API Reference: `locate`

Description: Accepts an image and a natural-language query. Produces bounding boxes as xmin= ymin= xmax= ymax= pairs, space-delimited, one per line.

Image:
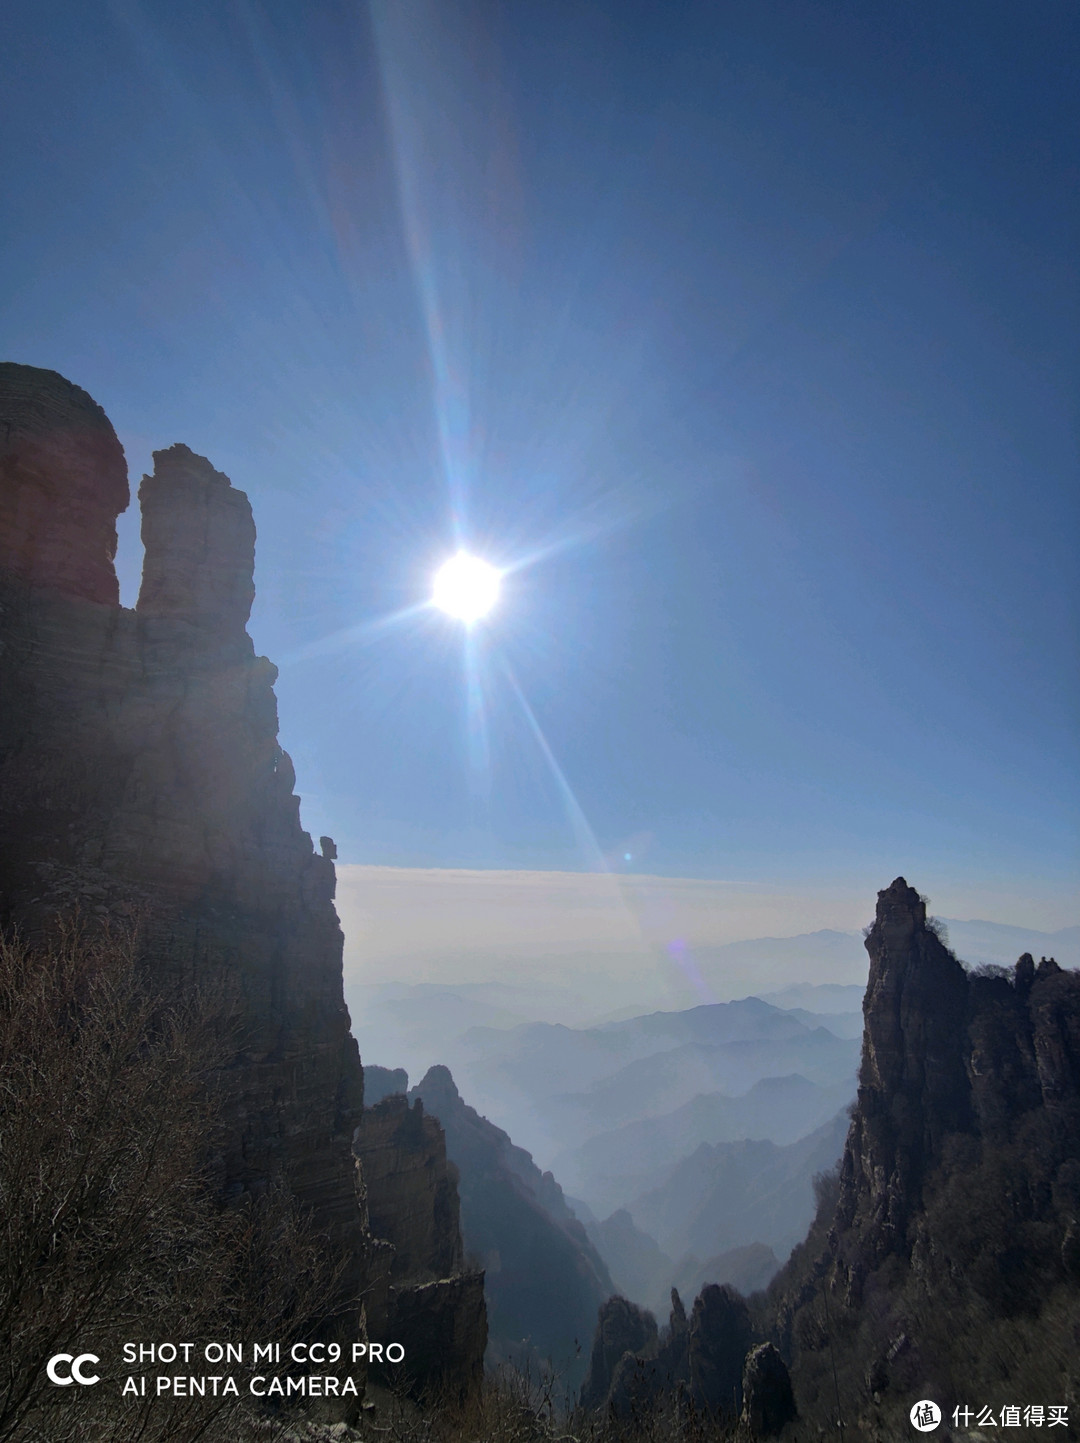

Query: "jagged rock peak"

xmin=151 ymin=442 xmax=232 ymax=488
xmin=417 ymin=1064 xmax=461 ymax=1104
xmin=137 ymin=442 xmax=256 ymax=628
xmin=579 ymin=1295 xmax=658 ymax=1411
xmin=874 ymin=875 xmax=925 ymax=929
xmin=740 ymin=1342 xmax=797 ymax=1437
xmin=768 ymin=880 xmax=1080 ymax=1422
xmin=0 ymin=362 xmax=128 ymax=604
xmin=838 ymin=878 xmax=971 ymax=1255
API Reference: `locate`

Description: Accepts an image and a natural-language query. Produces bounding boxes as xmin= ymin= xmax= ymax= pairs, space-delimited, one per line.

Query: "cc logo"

xmin=46 ymin=1353 xmax=100 ymax=1386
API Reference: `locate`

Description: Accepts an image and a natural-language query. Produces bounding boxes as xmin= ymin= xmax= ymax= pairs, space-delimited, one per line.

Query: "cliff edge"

xmin=771 ymin=877 xmax=1080 ymax=1434
xmin=0 ymin=364 xmax=486 ymax=1398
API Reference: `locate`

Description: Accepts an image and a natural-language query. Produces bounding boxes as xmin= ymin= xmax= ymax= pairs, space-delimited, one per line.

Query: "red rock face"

xmin=0 ymin=363 xmax=128 ymax=604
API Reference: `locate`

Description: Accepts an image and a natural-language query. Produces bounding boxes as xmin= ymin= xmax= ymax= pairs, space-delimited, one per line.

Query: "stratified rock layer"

xmin=355 ymin=1095 xmax=464 ymax=1285
xmin=354 ymin=1095 xmax=486 ymax=1400
xmin=0 ymin=367 xmax=482 ymax=1399
xmin=0 ymin=370 xmax=367 ymax=1301
xmin=138 ymin=443 xmax=257 ymax=628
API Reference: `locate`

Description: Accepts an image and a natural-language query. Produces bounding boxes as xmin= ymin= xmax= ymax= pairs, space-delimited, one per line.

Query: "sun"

xmin=432 ymin=552 xmax=501 ymax=623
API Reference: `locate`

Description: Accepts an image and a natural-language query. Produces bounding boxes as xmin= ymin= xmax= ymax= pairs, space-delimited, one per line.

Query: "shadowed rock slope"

xmin=0 ymin=364 xmax=485 ymax=1395
xmin=409 ymin=1065 xmax=614 ymax=1391
xmin=353 ymin=1094 xmax=486 ymax=1399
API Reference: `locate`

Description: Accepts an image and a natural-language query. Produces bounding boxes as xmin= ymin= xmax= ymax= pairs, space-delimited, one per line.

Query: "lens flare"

xmin=432 ymin=553 xmax=501 ymax=622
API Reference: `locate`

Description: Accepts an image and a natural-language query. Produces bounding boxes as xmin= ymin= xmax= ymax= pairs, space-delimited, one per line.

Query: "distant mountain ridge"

xmin=628 ymin=1110 xmax=851 ymax=1261
xmin=936 ymin=917 xmax=1080 ymax=966
xmin=553 ymin=1072 xmax=856 ymax=1214
xmin=456 ymin=997 xmax=859 ymax=1162
xmin=583 ymin=1205 xmax=779 ymax=1317
xmin=347 ymin=922 xmax=1076 ymax=1116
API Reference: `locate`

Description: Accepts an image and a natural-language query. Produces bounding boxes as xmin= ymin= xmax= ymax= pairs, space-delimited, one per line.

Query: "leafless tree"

xmin=0 ymin=923 xmax=344 ymax=1443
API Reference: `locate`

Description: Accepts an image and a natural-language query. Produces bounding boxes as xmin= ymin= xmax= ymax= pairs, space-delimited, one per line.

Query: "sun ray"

xmin=368 ymin=3 xmax=473 ymax=542
xmin=498 ymin=657 xmax=609 ymax=874
xmin=463 ymin=629 xmax=493 ymax=803
xmin=279 ymin=600 xmax=432 ymax=667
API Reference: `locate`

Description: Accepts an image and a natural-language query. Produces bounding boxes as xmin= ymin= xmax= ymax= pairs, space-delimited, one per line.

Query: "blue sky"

xmin=3 ymin=0 xmax=1077 ymax=923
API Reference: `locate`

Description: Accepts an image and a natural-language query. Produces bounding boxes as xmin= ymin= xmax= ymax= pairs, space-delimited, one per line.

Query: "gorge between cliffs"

xmin=1 ymin=363 xmax=1077 ymax=1443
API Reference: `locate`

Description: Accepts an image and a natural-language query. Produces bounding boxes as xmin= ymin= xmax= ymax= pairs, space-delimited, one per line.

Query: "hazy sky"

xmin=2 ymin=1 xmax=1077 ymax=924
xmin=335 ymin=865 xmax=1079 ymax=1019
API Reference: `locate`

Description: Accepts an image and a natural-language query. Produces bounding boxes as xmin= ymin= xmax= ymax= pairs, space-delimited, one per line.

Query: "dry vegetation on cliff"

xmin=348 ymin=1372 xmax=750 ymax=1443
xmin=0 ymin=925 xmax=345 ymax=1443
xmin=760 ymin=884 xmax=1080 ymax=1438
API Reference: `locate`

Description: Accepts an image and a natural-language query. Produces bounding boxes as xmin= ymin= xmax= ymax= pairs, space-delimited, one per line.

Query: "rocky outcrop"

xmin=0 ymin=375 xmax=364 ymax=1287
xmin=353 ymin=1093 xmax=487 ymax=1397
xmin=686 ymin=1284 xmax=753 ymax=1416
xmin=364 ymin=1065 xmax=410 ymax=1105
xmin=137 ymin=443 xmax=256 ymax=629
xmin=382 ymin=1275 xmax=487 ymax=1403
xmin=830 ymin=878 xmax=1079 ymax=1285
xmin=581 ymin=878 xmax=1079 ymax=1433
xmin=0 ymin=363 xmax=127 ymax=604
xmin=579 ymin=1296 xmax=657 ymax=1411
xmin=740 ymin=1342 xmax=796 ymax=1437
xmin=768 ymin=878 xmax=1080 ymax=1435
xmin=410 ymin=1065 xmax=614 ymax=1388
xmin=355 ymin=1096 xmax=465 ymax=1285
xmin=832 ymin=878 xmax=973 ymax=1261
xmin=0 ymin=365 xmax=487 ymax=1398
xmin=582 ymin=1282 xmax=758 ymax=1420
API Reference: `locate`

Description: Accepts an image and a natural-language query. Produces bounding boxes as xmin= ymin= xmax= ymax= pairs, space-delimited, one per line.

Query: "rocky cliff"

xmin=0 ymin=363 xmax=485 ymax=1398
xmin=579 ymin=877 xmax=1079 ymax=1435
xmin=771 ymin=877 xmax=1080 ymax=1434
xmin=353 ymin=1094 xmax=486 ymax=1399
xmin=580 ymin=1283 xmax=769 ymax=1427
xmin=409 ymin=1065 xmax=614 ymax=1392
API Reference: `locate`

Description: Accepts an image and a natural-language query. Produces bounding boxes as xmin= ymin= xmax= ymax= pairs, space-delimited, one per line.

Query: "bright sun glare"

xmin=432 ymin=552 xmax=501 ymax=623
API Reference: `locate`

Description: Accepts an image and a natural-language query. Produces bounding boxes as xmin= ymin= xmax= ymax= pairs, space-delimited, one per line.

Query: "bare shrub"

xmin=0 ymin=924 xmax=344 ymax=1443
